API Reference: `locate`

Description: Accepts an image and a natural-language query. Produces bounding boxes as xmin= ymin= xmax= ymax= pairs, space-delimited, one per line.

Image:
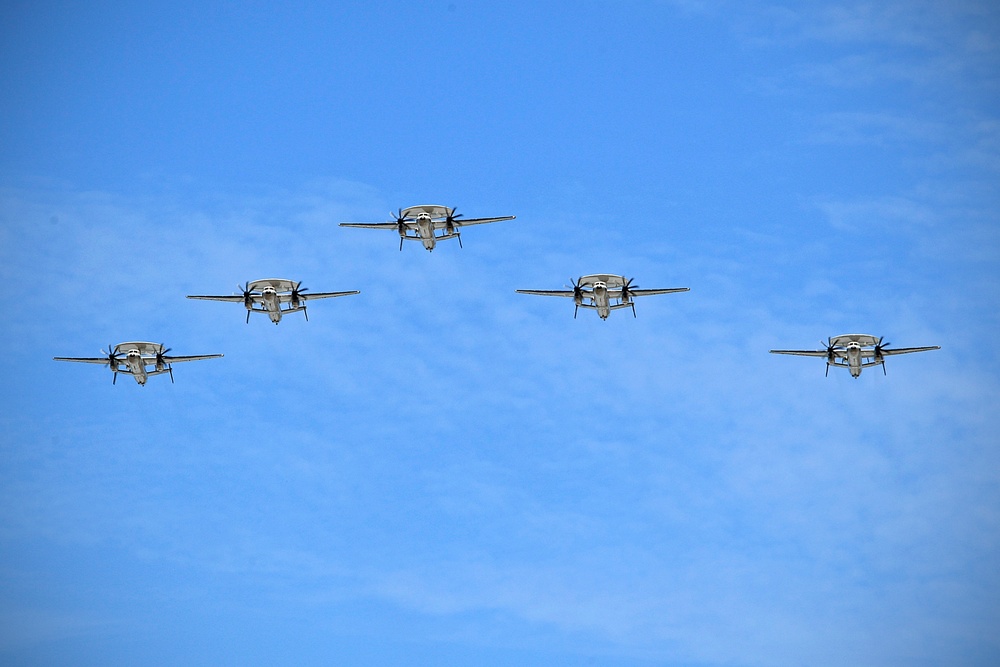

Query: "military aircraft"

xmin=339 ymin=205 xmax=515 ymax=251
xmin=516 ymin=274 xmax=689 ymax=319
xmin=54 ymin=342 xmax=222 ymax=385
xmin=770 ymin=334 xmax=940 ymax=377
xmin=187 ymin=279 xmax=359 ymax=324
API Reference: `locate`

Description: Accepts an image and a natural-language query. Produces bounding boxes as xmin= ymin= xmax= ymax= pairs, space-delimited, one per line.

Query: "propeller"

xmin=238 ymin=281 xmax=255 ymax=322
xmin=393 ymin=208 xmax=411 ymax=250
xmin=290 ymin=281 xmax=309 ymax=305
xmin=291 ymin=281 xmax=310 ymax=320
xmin=621 ymin=276 xmax=638 ymax=317
xmin=821 ymin=338 xmax=842 ymax=377
xmin=445 ymin=206 xmax=463 ymax=230
xmin=874 ymin=336 xmax=890 ymax=375
xmin=566 ymin=277 xmax=585 ymax=319
xmin=445 ymin=207 xmax=464 ymax=248
xmin=102 ymin=344 xmax=121 ymax=384
xmin=154 ymin=344 xmax=175 ymax=383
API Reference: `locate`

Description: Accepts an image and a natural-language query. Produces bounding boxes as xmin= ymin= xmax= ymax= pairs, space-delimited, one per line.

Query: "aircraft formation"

xmin=54 ymin=203 xmax=939 ymax=383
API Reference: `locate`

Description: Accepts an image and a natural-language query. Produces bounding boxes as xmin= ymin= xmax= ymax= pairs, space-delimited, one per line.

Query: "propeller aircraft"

xmin=770 ymin=334 xmax=940 ymax=377
xmin=54 ymin=342 xmax=222 ymax=385
xmin=517 ymin=274 xmax=689 ymax=319
xmin=187 ymin=279 xmax=359 ymax=324
xmin=340 ymin=205 xmax=515 ymax=251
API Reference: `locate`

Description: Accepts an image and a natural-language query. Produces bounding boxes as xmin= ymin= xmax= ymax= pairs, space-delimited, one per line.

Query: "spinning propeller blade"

xmin=568 ymin=277 xmax=585 ymax=318
xmin=394 ymin=209 xmax=411 ymax=251
xmin=102 ymin=345 xmax=121 ymax=378
xmin=822 ymin=338 xmax=838 ymax=377
xmin=446 ymin=206 xmax=463 ymax=221
xmin=875 ymin=336 xmax=890 ymax=375
xmin=239 ymin=280 xmax=255 ymax=319
xmin=107 ymin=344 xmax=119 ymax=384
xmin=621 ymin=276 xmax=638 ymax=317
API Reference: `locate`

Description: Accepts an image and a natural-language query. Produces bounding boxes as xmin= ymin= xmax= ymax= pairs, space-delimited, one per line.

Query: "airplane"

xmin=339 ymin=205 xmax=515 ymax=251
xmin=516 ymin=274 xmax=689 ymax=319
xmin=187 ymin=279 xmax=359 ymax=324
xmin=770 ymin=334 xmax=940 ymax=377
xmin=54 ymin=342 xmax=222 ymax=385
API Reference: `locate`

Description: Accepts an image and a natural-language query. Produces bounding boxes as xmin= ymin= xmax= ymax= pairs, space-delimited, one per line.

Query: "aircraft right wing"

xmin=626 ymin=287 xmax=690 ymax=297
xmin=297 ymin=290 xmax=360 ymax=301
xmin=338 ymin=222 xmax=400 ymax=229
xmin=161 ymin=353 xmax=224 ymax=363
xmin=515 ymin=289 xmax=577 ymax=297
xmin=454 ymin=216 xmax=516 ymax=227
xmin=186 ymin=295 xmax=246 ymax=302
xmin=769 ymin=349 xmax=830 ymax=357
xmin=53 ymin=356 xmax=112 ymax=364
xmin=878 ymin=346 xmax=941 ymax=356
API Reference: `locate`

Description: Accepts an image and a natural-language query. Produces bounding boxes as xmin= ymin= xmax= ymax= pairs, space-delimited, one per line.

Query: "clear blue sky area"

xmin=1 ymin=2 xmax=998 ymax=665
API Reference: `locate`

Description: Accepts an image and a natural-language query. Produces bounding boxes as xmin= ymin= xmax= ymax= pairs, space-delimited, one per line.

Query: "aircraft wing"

xmin=338 ymin=222 xmax=399 ymax=229
xmin=515 ymin=289 xmax=576 ymax=297
xmin=296 ymin=290 xmax=360 ymax=301
xmin=625 ymin=287 xmax=690 ymax=297
xmin=161 ymin=353 xmax=224 ymax=363
xmin=53 ymin=356 xmax=111 ymax=364
xmin=455 ymin=216 xmax=515 ymax=227
xmin=769 ymin=349 xmax=830 ymax=357
xmin=186 ymin=295 xmax=245 ymax=302
xmin=879 ymin=346 xmax=940 ymax=356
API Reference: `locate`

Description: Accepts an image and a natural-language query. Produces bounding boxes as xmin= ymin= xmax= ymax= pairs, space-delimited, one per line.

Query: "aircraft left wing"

xmin=878 ymin=345 xmax=940 ymax=356
xmin=623 ymin=287 xmax=690 ymax=297
xmin=161 ymin=353 xmax=224 ymax=363
xmin=515 ymin=289 xmax=576 ymax=297
xmin=769 ymin=349 xmax=830 ymax=357
xmin=186 ymin=295 xmax=245 ymax=302
xmin=53 ymin=356 xmax=112 ymax=364
xmin=454 ymin=216 xmax=515 ymax=227
xmin=338 ymin=222 xmax=399 ymax=229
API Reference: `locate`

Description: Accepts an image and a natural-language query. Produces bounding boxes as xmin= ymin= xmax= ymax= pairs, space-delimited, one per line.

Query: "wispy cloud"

xmin=3 ymin=178 xmax=999 ymax=665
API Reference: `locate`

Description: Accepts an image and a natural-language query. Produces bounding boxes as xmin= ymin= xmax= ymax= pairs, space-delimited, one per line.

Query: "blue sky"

xmin=1 ymin=1 xmax=998 ymax=665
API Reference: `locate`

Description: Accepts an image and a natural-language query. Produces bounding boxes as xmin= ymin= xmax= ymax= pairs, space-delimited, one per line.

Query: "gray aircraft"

xmin=517 ymin=274 xmax=689 ymax=319
xmin=54 ymin=342 xmax=222 ymax=385
xmin=187 ymin=279 xmax=359 ymax=324
xmin=340 ymin=205 xmax=515 ymax=251
xmin=770 ymin=334 xmax=940 ymax=377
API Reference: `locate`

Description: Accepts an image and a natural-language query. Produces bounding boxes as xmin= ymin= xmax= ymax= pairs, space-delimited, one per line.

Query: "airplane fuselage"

xmin=260 ymin=287 xmax=283 ymax=323
xmin=415 ymin=214 xmax=437 ymax=251
xmin=832 ymin=342 xmax=884 ymax=378
xmin=845 ymin=343 xmax=863 ymax=377
xmin=592 ymin=282 xmax=611 ymax=319
xmin=125 ymin=349 xmax=149 ymax=385
xmin=404 ymin=212 xmax=461 ymax=251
